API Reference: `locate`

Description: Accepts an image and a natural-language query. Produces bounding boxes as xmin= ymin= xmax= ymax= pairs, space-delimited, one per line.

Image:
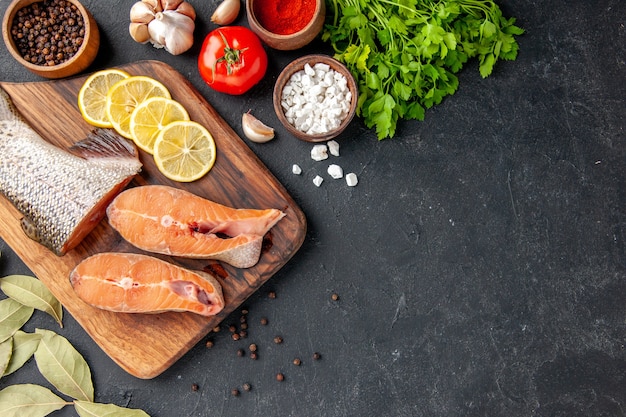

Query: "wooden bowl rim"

xmin=246 ymin=0 xmax=324 ymax=39
xmin=2 ymin=0 xmax=99 ymax=78
xmin=273 ymin=54 xmax=358 ymax=143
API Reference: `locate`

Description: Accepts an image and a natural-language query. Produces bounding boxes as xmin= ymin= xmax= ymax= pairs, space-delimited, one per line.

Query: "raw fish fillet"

xmin=106 ymin=185 xmax=286 ymax=268
xmin=0 ymin=87 xmax=142 ymax=255
xmin=70 ymin=252 xmax=225 ymax=317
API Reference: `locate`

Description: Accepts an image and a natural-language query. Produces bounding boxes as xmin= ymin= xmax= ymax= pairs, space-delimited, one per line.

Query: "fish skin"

xmin=0 ymin=86 xmax=142 ymax=255
xmin=107 ymin=185 xmax=286 ymax=268
xmin=70 ymin=252 xmax=225 ymax=317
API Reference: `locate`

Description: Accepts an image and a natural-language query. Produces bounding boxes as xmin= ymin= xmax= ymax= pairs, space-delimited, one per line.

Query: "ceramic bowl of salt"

xmin=246 ymin=0 xmax=325 ymax=50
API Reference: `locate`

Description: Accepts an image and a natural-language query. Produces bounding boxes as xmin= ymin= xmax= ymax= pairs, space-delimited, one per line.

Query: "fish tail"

xmin=69 ymin=128 xmax=139 ymax=162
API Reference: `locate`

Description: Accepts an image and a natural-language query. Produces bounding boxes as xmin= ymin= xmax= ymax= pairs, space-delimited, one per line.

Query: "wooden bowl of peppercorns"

xmin=2 ymin=0 xmax=100 ymax=79
xmin=246 ymin=0 xmax=325 ymax=51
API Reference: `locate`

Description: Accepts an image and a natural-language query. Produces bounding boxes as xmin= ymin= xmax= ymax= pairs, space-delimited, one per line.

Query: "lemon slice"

xmin=129 ymin=97 xmax=190 ymax=154
xmin=105 ymin=76 xmax=171 ymax=139
xmin=77 ymin=69 xmax=131 ymax=127
xmin=153 ymin=120 xmax=217 ymax=182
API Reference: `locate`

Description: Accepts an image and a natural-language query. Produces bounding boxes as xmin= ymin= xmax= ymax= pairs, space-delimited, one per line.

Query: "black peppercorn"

xmin=313 ymin=352 xmax=321 ymax=360
xmin=243 ymin=383 xmax=252 ymax=392
xmin=293 ymin=358 xmax=301 ymax=366
xmin=231 ymin=388 xmax=240 ymax=396
xmin=191 ymin=383 xmax=199 ymax=392
xmin=260 ymin=317 xmax=268 ymax=325
xmin=10 ymin=0 xmax=86 ymax=66
xmin=276 ymin=373 xmax=284 ymax=381
xmin=273 ymin=336 xmax=283 ymax=344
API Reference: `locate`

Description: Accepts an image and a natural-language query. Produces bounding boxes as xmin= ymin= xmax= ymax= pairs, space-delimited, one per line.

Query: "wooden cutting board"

xmin=0 ymin=60 xmax=307 ymax=379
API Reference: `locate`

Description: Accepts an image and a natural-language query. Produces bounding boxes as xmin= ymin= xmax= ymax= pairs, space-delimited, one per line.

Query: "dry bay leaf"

xmin=0 ymin=383 xmax=67 ymax=417
xmin=0 ymin=275 xmax=63 ymax=327
xmin=3 ymin=330 xmax=42 ymax=376
xmin=75 ymin=400 xmax=152 ymax=417
xmin=34 ymin=329 xmax=94 ymax=402
xmin=0 ymin=298 xmax=34 ymax=343
xmin=0 ymin=337 xmax=12 ymax=375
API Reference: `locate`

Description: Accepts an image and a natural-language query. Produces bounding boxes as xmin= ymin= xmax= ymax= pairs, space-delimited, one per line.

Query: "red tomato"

xmin=198 ymin=26 xmax=268 ymax=95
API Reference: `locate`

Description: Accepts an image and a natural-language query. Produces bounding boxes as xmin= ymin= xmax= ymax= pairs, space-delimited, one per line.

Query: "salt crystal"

xmin=327 ymin=164 xmax=343 ymax=179
xmin=346 ymin=173 xmax=358 ymax=187
xmin=292 ymin=164 xmax=302 ymax=175
xmin=313 ymin=175 xmax=324 ymax=187
xmin=327 ymin=140 xmax=340 ymax=156
xmin=311 ymin=144 xmax=328 ymax=161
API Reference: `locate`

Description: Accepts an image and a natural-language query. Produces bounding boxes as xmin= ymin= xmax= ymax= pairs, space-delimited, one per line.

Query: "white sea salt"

xmin=345 ymin=173 xmax=358 ymax=187
xmin=313 ymin=175 xmax=324 ymax=187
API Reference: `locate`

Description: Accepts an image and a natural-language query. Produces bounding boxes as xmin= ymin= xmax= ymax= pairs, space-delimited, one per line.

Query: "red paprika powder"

xmin=253 ymin=0 xmax=316 ymax=35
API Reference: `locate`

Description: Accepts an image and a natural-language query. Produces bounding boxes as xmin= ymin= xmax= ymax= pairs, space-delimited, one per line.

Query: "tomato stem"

xmin=214 ymin=30 xmax=249 ymax=76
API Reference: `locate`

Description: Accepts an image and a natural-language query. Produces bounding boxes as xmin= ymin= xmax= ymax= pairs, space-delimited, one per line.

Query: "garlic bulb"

xmin=129 ymin=0 xmax=196 ymax=55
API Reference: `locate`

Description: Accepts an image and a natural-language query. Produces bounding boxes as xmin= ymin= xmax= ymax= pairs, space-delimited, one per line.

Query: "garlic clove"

xmin=130 ymin=1 xmax=156 ymax=23
xmin=162 ymin=0 xmax=184 ymax=10
xmin=175 ymin=1 xmax=196 ymax=20
xmin=211 ymin=0 xmax=240 ymax=25
xmin=143 ymin=0 xmax=162 ymax=12
xmin=129 ymin=22 xmax=151 ymax=43
xmin=242 ymin=112 xmax=275 ymax=143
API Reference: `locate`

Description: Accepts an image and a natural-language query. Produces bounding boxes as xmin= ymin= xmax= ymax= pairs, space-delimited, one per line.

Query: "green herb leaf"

xmin=3 ymin=331 xmax=42 ymax=376
xmin=0 ymin=275 xmax=63 ymax=327
xmin=323 ymin=0 xmax=523 ymax=139
xmin=0 ymin=299 xmax=34 ymax=343
xmin=34 ymin=329 xmax=94 ymax=402
xmin=0 ymin=337 xmax=12 ymax=376
xmin=74 ymin=400 xmax=152 ymax=417
xmin=0 ymin=384 xmax=67 ymax=417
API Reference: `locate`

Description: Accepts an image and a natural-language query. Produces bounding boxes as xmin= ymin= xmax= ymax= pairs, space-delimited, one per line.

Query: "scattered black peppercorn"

xmin=293 ymin=358 xmax=301 ymax=366
xmin=260 ymin=317 xmax=268 ymax=325
xmin=331 ymin=293 xmax=339 ymax=301
xmin=229 ymin=325 xmax=237 ymax=333
xmin=191 ymin=383 xmax=199 ymax=392
xmin=231 ymin=388 xmax=240 ymax=397
xmin=313 ymin=352 xmax=321 ymax=360
xmin=236 ymin=348 xmax=245 ymax=357
xmin=243 ymin=382 xmax=252 ymax=392
xmin=212 ymin=325 xmax=221 ymax=333
xmin=276 ymin=373 xmax=284 ymax=381
xmin=249 ymin=343 xmax=257 ymax=352
xmin=273 ymin=336 xmax=283 ymax=344
xmin=250 ymin=352 xmax=258 ymax=360
xmin=232 ymin=333 xmax=240 ymax=341
xmin=239 ymin=330 xmax=247 ymax=339
xmin=268 ymin=291 xmax=276 ymax=299
xmin=205 ymin=340 xmax=214 ymax=348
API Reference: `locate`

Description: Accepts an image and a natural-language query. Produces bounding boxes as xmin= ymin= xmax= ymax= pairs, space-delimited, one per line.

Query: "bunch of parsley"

xmin=322 ymin=0 xmax=524 ymax=139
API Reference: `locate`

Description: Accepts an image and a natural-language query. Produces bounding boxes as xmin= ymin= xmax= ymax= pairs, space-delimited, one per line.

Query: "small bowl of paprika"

xmin=2 ymin=0 xmax=100 ymax=79
xmin=245 ymin=0 xmax=325 ymax=51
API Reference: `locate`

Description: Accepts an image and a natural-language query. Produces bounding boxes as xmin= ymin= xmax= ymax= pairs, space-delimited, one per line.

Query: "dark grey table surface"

xmin=1 ymin=1 xmax=625 ymax=416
